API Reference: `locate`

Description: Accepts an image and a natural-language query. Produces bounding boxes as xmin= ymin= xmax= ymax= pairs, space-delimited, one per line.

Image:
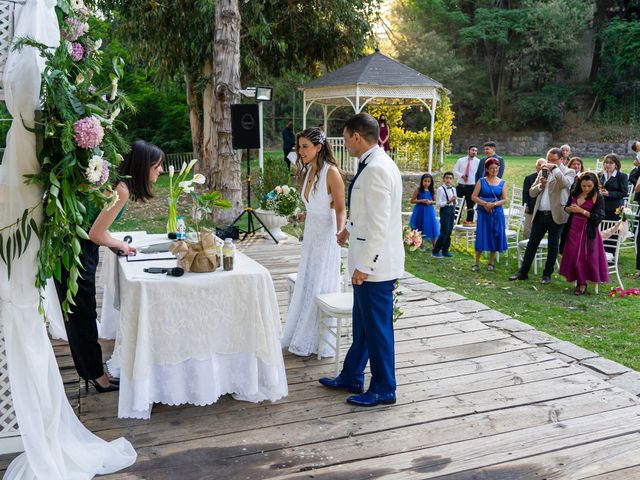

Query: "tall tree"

xmin=96 ymin=0 xmax=379 ymax=222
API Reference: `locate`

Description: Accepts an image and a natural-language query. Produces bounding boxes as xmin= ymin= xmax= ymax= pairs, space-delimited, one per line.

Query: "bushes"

xmin=512 ymin=86 xmax=575 ymax=131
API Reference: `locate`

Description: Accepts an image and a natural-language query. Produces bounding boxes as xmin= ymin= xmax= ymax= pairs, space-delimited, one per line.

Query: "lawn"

xmin=113 ymin=151 xmax=640 ymax=371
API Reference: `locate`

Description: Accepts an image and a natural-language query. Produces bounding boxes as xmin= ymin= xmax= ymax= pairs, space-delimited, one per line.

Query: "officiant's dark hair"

xmin=296 ymin=127 xmax=342 ymax=191
xmin=343 ymin=113 xmax=379 ymax=144
xmin=119 ymin=140 xmax=164 ymax=202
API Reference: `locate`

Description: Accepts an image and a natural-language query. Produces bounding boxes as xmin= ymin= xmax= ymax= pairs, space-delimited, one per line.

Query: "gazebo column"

xmin=428 ymin=92 xmax=438 ymax=173
xmin=302 ymin=91 xmax=307 ymax=129
xmin=322 ymin=104 xmax=327 ymax=131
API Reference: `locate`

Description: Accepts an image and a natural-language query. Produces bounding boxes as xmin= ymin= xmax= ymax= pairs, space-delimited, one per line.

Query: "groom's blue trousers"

xmin=340 ymin=279 xmax=396 ymax=395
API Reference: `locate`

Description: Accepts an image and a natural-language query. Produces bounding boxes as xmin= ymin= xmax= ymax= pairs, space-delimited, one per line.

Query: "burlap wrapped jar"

xmin=170 ymin=230 xmax=218 ymax=273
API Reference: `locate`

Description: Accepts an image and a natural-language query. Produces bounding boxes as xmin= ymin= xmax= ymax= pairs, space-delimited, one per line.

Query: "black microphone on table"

xmin=143 ymin=267 xmax=184 ymax=277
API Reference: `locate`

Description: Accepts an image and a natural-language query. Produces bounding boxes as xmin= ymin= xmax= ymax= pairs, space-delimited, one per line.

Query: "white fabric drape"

xmin=0 ymin=1 xmax=136 ymax=478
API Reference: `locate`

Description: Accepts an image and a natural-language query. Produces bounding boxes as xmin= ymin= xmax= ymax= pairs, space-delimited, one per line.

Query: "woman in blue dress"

xmin=409 ymin=173 xmax=439 ymax=247
xmin=471 ymin=157 xmax=507 ymax=271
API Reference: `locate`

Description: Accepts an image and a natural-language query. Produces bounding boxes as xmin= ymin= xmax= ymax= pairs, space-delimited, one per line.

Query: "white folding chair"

xmin=453 ymin=197 xmax=475 ymax=251
xmin=316 ymin=262 xmax=353 ymax=375
xmin=594 ymin=158 xmax=603 ymax=173
xmin=504 ymin=185 xmax=523 ymax=218
xmin=619 ymin=202 xmax=638 ymax=254
xmin=597 ymin=220 xmax=624 ymax=292
xmin=504 ymin=204 xmax=525 ymax=265
xmin=517 ymin=233 xmax=549 ymax=274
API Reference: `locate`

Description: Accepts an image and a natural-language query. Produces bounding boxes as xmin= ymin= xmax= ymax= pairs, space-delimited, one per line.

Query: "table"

xmin=102 ymin=233 xmax=288 ymax=419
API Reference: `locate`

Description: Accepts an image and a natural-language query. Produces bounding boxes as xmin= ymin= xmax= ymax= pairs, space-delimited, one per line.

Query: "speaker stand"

xmin=231 ymin=148 xmax=279 ymax=244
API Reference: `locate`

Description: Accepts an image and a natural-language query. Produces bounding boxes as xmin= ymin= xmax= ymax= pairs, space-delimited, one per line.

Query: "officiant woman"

xmin=54 ymin=140 xmax=164 ymax=393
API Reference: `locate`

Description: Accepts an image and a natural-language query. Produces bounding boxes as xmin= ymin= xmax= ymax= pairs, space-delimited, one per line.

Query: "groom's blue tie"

xmin=347 ymin=155 xmax=370 ymax=210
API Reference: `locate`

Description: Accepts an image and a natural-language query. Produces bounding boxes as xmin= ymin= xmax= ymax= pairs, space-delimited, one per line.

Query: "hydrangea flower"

xmin=63 ymin=17 xmax=86 ymax=41
xmin=73 ymin=116 xmax=104 ymax=149
xmin=70 ymin=42 xmax=84 ymax=62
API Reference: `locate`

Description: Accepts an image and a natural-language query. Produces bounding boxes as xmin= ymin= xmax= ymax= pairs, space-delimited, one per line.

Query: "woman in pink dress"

xmin=378 ymin=116 xmax=390 ymax=152
xmin=559 ymin=172 xmax=609 ymax=295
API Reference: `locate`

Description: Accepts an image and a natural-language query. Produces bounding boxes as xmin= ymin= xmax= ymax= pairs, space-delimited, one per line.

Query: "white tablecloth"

xmin=102 ymin=233 xmax=288 ymax=419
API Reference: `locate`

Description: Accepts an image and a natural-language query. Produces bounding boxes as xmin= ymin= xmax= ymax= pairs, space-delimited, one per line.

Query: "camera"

xmin=541 ymin=169 xmax=549 ymax=178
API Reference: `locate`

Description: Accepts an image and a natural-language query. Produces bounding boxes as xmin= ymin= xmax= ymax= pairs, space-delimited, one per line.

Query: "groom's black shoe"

xmin=318 ymin=376 xmax=364 ymax=394
xmin=346 ymin=390 xmax=396 ymax=407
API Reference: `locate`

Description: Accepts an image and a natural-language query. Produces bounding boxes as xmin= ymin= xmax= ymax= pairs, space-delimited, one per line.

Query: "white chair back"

xmin=599 ymin=219 xmax=624 ymax=289
xmin=453 ymin=196 xmax=465 ymax=224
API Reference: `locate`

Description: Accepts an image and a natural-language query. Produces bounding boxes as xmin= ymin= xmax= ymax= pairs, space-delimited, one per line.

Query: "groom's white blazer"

xmin=346 ymin=146 xmax=405 ymax=282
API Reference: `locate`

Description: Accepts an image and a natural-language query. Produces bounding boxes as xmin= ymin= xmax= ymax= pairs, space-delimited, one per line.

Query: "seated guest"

xmin=471 ymin=158 xmax=507 ymax=272
xmin=522 ymin=158 xmax=546 ymax=239
xmin=432 ymin=172 xmax=457 ymax=258
xmin=559 ymin=172 xmax=608 ymax=295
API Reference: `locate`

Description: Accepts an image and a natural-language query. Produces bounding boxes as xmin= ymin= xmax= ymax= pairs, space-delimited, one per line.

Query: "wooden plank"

xmin=116 ymin=389 xmax=635 ymax=480
xmin=270 ymin=406 xmax=640 ymax=480
xmin=85 ymin=370 xmax=599 ymax=452
xmin=581 ymin=464 xmax=640 ymax=480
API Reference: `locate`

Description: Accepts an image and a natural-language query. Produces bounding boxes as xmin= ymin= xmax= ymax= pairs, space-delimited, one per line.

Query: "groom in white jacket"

xmin=319 ymin=113 xmax=405 ymax=406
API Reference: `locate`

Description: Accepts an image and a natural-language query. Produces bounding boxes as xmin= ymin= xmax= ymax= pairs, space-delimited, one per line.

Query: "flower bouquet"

xmin=609 ymin=287 xmax=640 ymax=298
xmin=263 ymin=185 xmax=300 ymax=217
xmin=615 ymin=205 xmax=634 ymax=223
xmin=403 ymin=225 xmax=423 ymax=251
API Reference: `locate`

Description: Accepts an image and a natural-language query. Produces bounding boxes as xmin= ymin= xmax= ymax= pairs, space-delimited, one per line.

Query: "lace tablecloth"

xmin=102 ymin=233 xmax=288 ymax=419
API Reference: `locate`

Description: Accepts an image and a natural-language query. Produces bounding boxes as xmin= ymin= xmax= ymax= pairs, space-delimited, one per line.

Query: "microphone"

xmin=143 ymin=267 xmax=184 ymax=277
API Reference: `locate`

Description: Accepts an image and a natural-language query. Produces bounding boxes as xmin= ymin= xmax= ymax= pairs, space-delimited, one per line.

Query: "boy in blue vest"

xmin=432 ymin=172 xmax=457 ymax=258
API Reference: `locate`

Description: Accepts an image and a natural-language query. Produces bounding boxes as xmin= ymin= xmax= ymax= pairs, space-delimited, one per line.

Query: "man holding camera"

xmin=510 ymin=147 xmax=576 ymax=284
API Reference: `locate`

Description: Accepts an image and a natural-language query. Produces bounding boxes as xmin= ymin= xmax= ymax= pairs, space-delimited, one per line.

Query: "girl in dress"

xmin=409 ymin=174 xmax=439 ymax=248
xmin=559 ymin=172 xmax=608 ymax=295
xmin=471 ymin=157 xmax=507 ymax=272
xmin=378 ymin=116 xmax=390 ymax=152
xmin=282 ymin=127 xmax=345 ymax=357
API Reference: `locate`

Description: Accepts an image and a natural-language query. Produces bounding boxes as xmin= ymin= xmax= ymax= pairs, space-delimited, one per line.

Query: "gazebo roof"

xmin=303 ymin=51 xmax=442 ymax=89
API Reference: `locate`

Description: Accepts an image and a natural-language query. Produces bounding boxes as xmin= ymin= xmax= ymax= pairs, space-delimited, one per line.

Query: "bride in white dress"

xmin=282 ymin=127 xmax=346 ymax=357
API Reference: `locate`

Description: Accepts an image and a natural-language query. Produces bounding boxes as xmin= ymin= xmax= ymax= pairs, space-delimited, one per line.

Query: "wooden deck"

xmin=3 ymin=236 xmax=640 ymax=479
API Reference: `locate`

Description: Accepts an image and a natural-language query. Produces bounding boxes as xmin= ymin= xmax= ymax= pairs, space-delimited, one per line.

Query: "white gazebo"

xmin=301 ymin=51 xmax=445 ymax=173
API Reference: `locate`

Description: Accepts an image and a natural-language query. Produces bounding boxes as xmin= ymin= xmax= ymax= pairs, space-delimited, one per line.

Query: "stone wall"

xmin=452 ymin=132 xmax=637 ymax=158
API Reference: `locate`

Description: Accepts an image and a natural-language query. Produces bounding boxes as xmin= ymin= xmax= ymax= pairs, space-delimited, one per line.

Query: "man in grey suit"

xmin=510 ymin=147 xmax=576 ymax=284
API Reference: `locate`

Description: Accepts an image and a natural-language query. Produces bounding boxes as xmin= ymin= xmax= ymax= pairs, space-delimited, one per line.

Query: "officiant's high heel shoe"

xmin=85 ymin=379 xmax=119 ymax=394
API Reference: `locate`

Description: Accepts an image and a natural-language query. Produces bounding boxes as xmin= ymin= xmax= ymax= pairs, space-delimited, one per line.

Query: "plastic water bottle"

xmin=176 ymin=216 xmax=186 ymax=240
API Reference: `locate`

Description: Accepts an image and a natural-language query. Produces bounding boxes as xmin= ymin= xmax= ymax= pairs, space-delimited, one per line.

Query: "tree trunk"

xmin=207 ymin=0 xmax=242 ymax=225
xmin=185 ymin=73 xmax=204 ymax=164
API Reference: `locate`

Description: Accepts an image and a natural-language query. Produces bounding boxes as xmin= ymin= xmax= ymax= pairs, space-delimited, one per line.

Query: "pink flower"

xmin=73 ymin=116 xmax=104 ymax=149
xmin=63 ymin=17 xmax=86 ymax=41
xmin=70 ymin=42 xmax=84 ymax=62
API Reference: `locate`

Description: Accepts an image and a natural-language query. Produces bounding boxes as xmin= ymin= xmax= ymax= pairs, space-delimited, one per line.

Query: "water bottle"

xmin=176 ymin=216 xmax=186 ymax=240
xmin=222 ymin=238 xmax=235 ymax=271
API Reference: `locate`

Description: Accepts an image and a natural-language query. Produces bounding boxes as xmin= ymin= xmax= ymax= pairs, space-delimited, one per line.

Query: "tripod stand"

xmin=230 ymin=148 xmax=278 ymax=244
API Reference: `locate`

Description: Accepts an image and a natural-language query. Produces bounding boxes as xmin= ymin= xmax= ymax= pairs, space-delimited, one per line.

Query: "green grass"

xmin=114 ymin=152 xmax=640 ymax=371
xmin=404 ymin=153 xmax=639 ymax=371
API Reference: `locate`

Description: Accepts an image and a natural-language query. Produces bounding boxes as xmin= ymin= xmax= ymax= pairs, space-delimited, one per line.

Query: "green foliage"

xmin=255 ymin=153 xmax=292 ymax=209
xmin=512 ymin=85 xmax=575 ymax=130
xmin=0 ymin=2 xmax=131 ymax=314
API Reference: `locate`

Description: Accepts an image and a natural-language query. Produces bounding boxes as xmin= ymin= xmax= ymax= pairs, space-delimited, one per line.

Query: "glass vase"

xmin=167 ymin=198 xmax=178 ymax=234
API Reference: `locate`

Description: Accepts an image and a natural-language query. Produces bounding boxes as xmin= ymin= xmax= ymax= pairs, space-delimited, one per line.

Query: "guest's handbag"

xmin=170 ymin=230 xmax=219 ymax=272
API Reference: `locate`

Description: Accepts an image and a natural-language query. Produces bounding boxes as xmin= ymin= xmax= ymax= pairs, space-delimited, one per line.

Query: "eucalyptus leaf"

xmin=29 ymin=218 xmax=40 ymax=239
xmin=75 ymin=225 xmax=90 ymax=240
xmin=0 ymin=234 xmax=5 ymax=265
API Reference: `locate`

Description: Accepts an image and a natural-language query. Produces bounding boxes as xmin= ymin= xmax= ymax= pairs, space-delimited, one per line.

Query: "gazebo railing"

xmin=328 ymin=137 xmax=357 ymax=175
xmin=163 ymin=152 xmax=196 ymax=173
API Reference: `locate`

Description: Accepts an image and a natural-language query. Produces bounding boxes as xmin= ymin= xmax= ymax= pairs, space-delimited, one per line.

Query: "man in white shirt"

xmin=453 ymin=146 xmax=480 ymax=223
xmin=320 ymin=113 xmax=404 ymax=407
xmin=560 ymin=144 xmax=571 ymax=166
xmin=510 ymin=148 xmax=575 ymax=284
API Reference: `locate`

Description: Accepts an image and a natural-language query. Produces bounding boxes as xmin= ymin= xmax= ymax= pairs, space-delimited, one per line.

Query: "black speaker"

xmin=231 ymin=104 xmax=260 ymax=150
